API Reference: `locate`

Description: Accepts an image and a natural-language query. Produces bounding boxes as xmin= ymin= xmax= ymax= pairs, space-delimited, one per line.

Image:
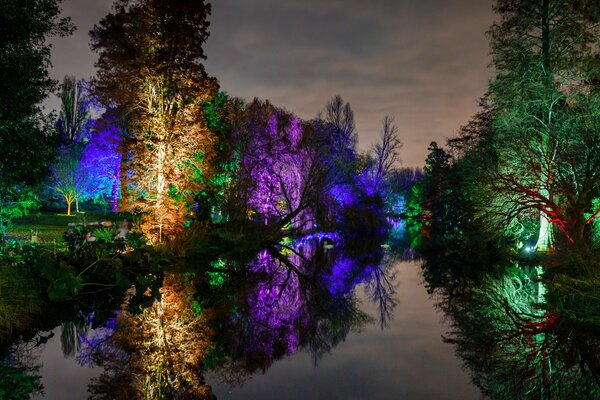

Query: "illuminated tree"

xmin=481 ymin=0 xmax=600 ymax=251
xmin=50 ymin=144 xmax=85 ymax=216
xmin=50 ymin=76 xmax=92 ymax=214
xmin=436 ymin=265 xmax=600 ymax=399
xmin=79 ymin=115 xmax=123 ymax=212
xmin=90 ymin=0 xmax=219 ymax=241
xmin=359 ymin=116 xmax=402 ymax=197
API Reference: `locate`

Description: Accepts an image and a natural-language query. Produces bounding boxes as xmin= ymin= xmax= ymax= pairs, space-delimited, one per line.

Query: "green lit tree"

xmin=0 ymin=0 xmax=73 ymax=235
xmin=477 ymin=0 xmax=600 ymax=252
xmin=50 ymin=76 xmax=92 ymax=215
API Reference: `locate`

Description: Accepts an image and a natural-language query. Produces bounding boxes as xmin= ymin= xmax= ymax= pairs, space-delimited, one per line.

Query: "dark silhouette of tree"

xmin=323 ymin=95 xmax=357 ymax=155
xmin=57 ymin=76 xmax=90 ymax=143
xmin=0 ymin=0 xmax=73 ymax=186
xmin=371 ymin=116 xmax=402 ymax=193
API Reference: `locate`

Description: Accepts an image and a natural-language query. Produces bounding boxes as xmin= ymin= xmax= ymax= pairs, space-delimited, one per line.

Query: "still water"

xmin=209 ymin=260 xmax=479 ymax=400
xmin=26 ymin=260 xmax=479 ymax=399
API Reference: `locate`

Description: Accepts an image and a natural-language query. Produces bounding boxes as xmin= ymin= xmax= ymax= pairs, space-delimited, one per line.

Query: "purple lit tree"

xmin=78 ymin=116 xmax=122 ymax=212
xmin=229 ymin=98 xmax=362 ymax=231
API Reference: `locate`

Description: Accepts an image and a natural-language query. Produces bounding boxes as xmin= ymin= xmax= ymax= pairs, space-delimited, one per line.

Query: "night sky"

xmin=47 ymin=0 xmax=496 ymax=168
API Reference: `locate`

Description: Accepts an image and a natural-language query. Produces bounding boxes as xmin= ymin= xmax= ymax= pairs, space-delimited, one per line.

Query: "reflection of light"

xmin=524 ymin=246 xmax=535 ymax=253
xmin=291 ymin=232 xmax=340 ymax=249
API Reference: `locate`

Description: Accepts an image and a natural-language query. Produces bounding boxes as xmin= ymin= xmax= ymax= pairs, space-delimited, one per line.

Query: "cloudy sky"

xmin=48 ymin=0 xmax=496 ymax=167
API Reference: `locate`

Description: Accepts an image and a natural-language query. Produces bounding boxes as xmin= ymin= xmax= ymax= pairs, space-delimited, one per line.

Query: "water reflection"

xmin=82 ymin=274 xmax=214 ymax=399
xmin=423 ymin=254 xmax=600 ymax=399
xmin=0 ymin=340 xmax=43 ymax=399
xmin=3 ymin=232 xmax=401 ymax=399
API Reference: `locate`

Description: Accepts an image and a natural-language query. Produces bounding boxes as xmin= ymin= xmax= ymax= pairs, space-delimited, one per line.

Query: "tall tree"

xmin=0 ymin=0 xmax=73 ymax=185
xmin=57 ymin=76 xmax=90 ymax=142
xmin=90 ymin=0 xmax=218 ymax=241
xmin=0 ymin=0 xmax=72 ymax=236
xmin=368 ymin=116 xmax=402 ymax=195
xmin=324 ymin=95 xmax=357 ymax=155
xmin=51 ymin=76 xmax=92 ymax=214
xmin=481 ymin=0 xmax=600 ymax=251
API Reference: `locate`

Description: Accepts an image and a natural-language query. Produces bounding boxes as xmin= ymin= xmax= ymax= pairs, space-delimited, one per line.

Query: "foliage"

xmin=86 ymin=274 xmax=215 ymax=399
xmin=50 ymin=144 xmax=85 ymax=216
xmin=0 ymin=363 xmax=42 ymax=400
xmin=0 ymin=186 xmax=40 ymax=240
xmin=90 ymin=0 xmax=219 ymax=241
xmin=0 ymin=254 xmax=41 ymax=340
xmin=78 ymin=115 xmax=123 ymax=211
xmin=426 ymin=0 xmax=600 ymax=256
xmin=479 ymin=0 xmax=600 ymax=251
xmin=0 ymin=0 xmax=73 ymax=186
xmin=225 ymin=98 xmax=361 ymax=231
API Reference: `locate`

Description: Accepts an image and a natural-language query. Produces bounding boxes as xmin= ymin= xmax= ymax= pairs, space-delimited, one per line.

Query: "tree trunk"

xmin=569 ymin=211 xmax=588 ymax=254
xmin=111 ymin=176 xmax=119 ymax=213
xmin=67 ymin=200 xmax=72 ymax=216
xmin=536 ymin=187 xmax=554 ymax=252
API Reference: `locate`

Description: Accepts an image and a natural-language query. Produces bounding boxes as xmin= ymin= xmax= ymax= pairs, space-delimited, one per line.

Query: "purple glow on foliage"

xmin=79 ymin=122 xmax=122 ymax=211
xmin=323 ymin=255 xmax=375 ymax=297
xmin=240 ymin=107 xmax=316 ymax=227
xmin=330 ymin=184 xmax=358 ymax=208
xmin=357 ymin=170 xmax=379 ymax=198
xmin=243 ymin=250 xmax=304 ymax=356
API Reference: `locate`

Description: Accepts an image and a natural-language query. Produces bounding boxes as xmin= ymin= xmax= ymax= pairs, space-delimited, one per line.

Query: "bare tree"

xmin=324 ymin=95 xmax=357 ymax=152
xmin=58 ymin=76 xmax=90 ymax=143
xmin=372 ymin=116 xmax=402 ymax=192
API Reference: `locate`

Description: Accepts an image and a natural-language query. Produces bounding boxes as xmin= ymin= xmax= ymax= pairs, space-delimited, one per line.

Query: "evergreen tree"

xmin=0 ymin=0 xmax=73 ymax=235
xmin=0 ymin=0 xmax=73 ymax=185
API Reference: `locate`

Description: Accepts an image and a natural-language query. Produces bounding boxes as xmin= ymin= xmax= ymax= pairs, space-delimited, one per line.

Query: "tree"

xmin=0 ymin=0 xmax=72 ymax=236
xmin=477 ymin=0 xmax=600 ymax=251
xmin=323 ymin=95 xmax=357 ymax=156
xmin=86 ymin=274 xmax=215 ymax=399
xmin=361 ymin=116 xmax=402 ymax=196
xmin=57 ymin=76 xmax=90 ymax=142
xmin=51 ymin=76 xmax=92 ymax=214
xmin=0 ymin=0 xmax=73 ymax=185
xmin=78 ymin=114 xmax=123 ymax=212
xmin=51 ymin=145 xmax=84 ymax=216
xmin=90 ymin=0 xmax=219 ymax=241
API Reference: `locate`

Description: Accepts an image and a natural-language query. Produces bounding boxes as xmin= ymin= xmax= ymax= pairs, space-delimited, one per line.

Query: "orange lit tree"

xmin=90 ymin=0 xmax=218 ymax=241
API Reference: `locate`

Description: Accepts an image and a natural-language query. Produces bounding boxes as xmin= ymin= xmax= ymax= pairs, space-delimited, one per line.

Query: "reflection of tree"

xmin=0 ymin=341 xmax=43 ymax=400
xmin=428 ymin=262 xmax=600 ymax=399
xmin=209 ymin=234 xmax=397 ymax=382
xmin=0 ymin=261 xmax=40 ymax=340
xmin=85 ymin=274 xmax=215 ymax=399
xmin=60 ymin=319 xmax=89 ymax=358
xmin=365 ymin=253 xmax=398 ymax=329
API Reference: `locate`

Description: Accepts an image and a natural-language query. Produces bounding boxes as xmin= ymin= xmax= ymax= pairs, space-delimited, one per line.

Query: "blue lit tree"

xmin=78 ymin=115 xmax=122 ymax=212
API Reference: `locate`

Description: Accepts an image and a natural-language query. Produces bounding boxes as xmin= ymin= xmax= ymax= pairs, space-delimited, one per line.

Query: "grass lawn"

xmin=8 ymin=212 xmax=117 ymax=245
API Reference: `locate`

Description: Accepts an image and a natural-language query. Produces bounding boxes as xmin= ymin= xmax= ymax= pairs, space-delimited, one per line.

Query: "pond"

xmin=24 ymin=259 xmax=480 ymax=400
xmin=7 ymin=226 xmax=600 ymax=400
